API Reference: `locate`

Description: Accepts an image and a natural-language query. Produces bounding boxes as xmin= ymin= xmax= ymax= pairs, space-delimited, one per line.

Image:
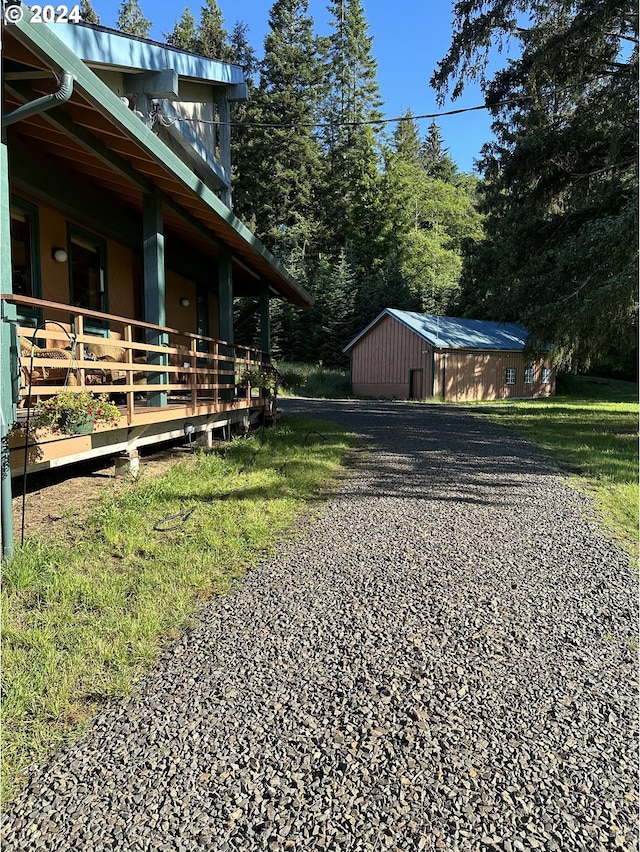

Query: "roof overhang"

xmin=2 ymin=17 xmax=312 ymax=307
xmin=51 ymin=21 xmax=246 ymax=84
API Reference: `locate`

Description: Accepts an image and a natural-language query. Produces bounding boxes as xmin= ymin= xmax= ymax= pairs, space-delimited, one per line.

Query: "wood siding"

xmin=351 ymin=314 xmax=432 ymax=399
xmin=350 ymin=316 xmax=555 ymax=401
xmin=436 ymin=351 xmax=555 ymax=401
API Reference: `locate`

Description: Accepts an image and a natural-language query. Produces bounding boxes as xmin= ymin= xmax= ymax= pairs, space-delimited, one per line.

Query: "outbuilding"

xmin=344 ymin=309 xmax=555 ymax=401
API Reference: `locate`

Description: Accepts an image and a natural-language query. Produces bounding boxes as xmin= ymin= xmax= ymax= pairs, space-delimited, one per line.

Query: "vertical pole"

xmin=218 ymin=96 xmax=232 ymax=209
xmin=259 ymin=281 xmax=270 ymax=358
xmin=143 ymin=190 xmax=167 ymax=408
xmin=218 ymin=247 xmax=234 ymax=403
xmin=1 ymin=140 xmax=16 ymax=556
xmin=218 ymin=247 xmax=233 ymax=344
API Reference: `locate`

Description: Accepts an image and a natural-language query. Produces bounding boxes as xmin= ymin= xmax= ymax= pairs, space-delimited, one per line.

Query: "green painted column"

xmin=1 ymin=140 xmax=17 ymax=556
xmin=143 ymin=190 xmax=167 ymax=407
xmin=217 ymin=247 xmax=234 ymax=402
xmin=218 ymin=247 xmax=233 ymax=344
xmin=259 ymin=281 xmax=270 ymax=358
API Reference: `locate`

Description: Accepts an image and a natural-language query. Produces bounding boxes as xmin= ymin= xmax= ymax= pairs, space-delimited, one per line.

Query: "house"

xmin=343 ymin=309 xmax=556 ymax=401
xmin=0 ymin=17 xmax=313 ymax=553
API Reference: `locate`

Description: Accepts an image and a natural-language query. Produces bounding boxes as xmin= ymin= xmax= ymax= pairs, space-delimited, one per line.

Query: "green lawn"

xmin=1 ymin=416 xmax=355 ymax=800
xmin=472 ymin=374 xmax=638 ymax=560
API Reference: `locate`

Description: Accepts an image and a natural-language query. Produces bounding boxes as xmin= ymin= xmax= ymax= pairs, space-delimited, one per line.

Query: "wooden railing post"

xmin=190 ymin=337 xmax=197 ymax=414
xmin=124 ymin=324 xmax=135 ymax=424
xmin=74 ymin=314 xmax=85 ymax=389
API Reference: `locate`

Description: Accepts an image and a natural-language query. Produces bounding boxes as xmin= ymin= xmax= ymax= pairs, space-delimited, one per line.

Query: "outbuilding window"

xmin=524 ymin=366 xmax=534 ymax=384
xmin=541 ymin=366 xmax=552 ymax=383
xmin=505 ymin=367 xmax=517 ymax=385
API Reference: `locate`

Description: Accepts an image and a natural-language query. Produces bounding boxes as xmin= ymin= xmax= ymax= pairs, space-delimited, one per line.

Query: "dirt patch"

xmin=11 ymin=441 xmax=197 ymax=543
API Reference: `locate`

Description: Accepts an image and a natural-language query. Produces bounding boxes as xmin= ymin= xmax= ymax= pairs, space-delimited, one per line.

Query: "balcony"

xmin=4 ymin=295 xmax=276 ymax=477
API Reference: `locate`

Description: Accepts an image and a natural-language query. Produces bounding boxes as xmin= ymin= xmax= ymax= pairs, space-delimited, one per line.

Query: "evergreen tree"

xmin=382 ymin=112 xmax=484 ymax=313
xmin=228 ymin=22 xmax=259 ymax=217
xmin=196 ymin=0 xmax=234 ymax=61
xmin=79 ymin=0 xmax=100 ymax=24
xmin=392 ymin=110 xmax=421 ymax=166
xmin=433 ymin=0 xmax=638 ymax=367
xmin=238 ymin=0 xmax=323 ymax=268
xmin=229 ymin=22 xmax=258 ymax=81
xmin=320 ymin=0 xmax=385 ymax=269
xmin=420 ymin=121 xmax=457 ymax=182
xmin=116 ymin=0 xmax=151 ymax=38
xmin=165 ymin=7 xmax=199 ymax=52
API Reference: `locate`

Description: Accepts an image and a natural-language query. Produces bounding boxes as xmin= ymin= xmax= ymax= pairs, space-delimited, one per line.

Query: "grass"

xmin=1 ymin=415 xmax=355 ymax=801
xmin=275 ymin=361 xmax=351 ymax=399
xmin=471 ymin=374 xmax=639 ymax=560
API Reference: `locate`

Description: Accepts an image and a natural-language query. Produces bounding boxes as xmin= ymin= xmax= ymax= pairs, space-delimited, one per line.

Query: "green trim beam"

xmin=143 ymin=190 xmax=167 ymax=407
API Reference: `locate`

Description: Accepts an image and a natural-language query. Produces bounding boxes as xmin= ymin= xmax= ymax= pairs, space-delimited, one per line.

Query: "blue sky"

xmin=91 ymin=0 xmax=516 ymax=173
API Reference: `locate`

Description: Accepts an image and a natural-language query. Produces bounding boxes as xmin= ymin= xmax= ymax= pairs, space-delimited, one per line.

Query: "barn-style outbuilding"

xmin=344 ymin=309 xmax=556 ymax=402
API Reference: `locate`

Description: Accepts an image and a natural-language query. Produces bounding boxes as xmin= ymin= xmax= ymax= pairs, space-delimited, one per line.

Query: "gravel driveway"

xmin=2 ymin=399 xmax=637 ymax=852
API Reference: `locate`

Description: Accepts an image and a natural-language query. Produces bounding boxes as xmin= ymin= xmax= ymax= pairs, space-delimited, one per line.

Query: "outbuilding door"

xmin=409 ymin=368 xmax=423 ymax=399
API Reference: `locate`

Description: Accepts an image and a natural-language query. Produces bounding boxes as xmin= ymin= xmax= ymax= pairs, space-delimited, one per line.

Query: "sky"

xmin=91 ymin=0 xmax=516 ymax=173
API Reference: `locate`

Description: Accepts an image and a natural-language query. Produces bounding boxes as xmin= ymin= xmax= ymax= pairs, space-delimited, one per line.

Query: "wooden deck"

xmin=4 ymin=295 xmax=277 ymax=476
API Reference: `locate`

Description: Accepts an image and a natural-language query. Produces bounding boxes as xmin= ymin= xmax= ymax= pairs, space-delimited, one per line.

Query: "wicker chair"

xmin=19 ymin=337 xmax=78 ymax=406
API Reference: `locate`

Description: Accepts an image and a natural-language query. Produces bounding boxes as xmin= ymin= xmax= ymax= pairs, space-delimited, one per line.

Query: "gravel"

xmin=2 ymin=399 xmax=637 ymax=852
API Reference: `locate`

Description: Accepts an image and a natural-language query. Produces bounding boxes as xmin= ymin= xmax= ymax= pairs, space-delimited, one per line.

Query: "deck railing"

xmin=3 ymin=295 xmax=271 ymax=427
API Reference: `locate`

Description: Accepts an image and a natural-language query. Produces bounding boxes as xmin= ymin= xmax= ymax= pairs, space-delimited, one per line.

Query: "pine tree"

xmin=320 ymin=0 xmax=385 ymax=270
xmin=382 ymin=112 xmax=484 ymax=314
xmin=165 ymin=7 xmax=198 ymax=52
xmin=392 ymin=110 xmax=421 ymax=166
xmin=238 ymin=0 xmax=323 ymax=267
xmin=228 ymin=22 xmax=259 ymax=216
xmin=79 ymin=0 xmax=100 ymax=24
xmin=433 ymin=0 xmax=638 ymax=367
xmin=229 ymin=21 xmax=258 ymax=81
xmin=116 ymin=0 xmax=151 ymax=38
xmin=196 ymin=0 xmax=234 ymax=61
xmin=420 ymin=121 xmax=457 ymax=182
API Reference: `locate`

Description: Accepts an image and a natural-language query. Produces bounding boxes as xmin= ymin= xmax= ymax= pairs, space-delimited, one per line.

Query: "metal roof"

xmin=4 ymin=15 xmax=312 ymax=307
xmin=344 ymin=309 xmax=531 ymax=352
xmin=50 ymin=22 xmax=245 ymax=84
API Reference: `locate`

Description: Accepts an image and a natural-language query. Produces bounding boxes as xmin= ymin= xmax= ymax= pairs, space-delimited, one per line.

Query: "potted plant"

xmin=33 ymin=390 xmax=120 ymax=436
xmin=237 ymin=366 xmax=279 ymax=396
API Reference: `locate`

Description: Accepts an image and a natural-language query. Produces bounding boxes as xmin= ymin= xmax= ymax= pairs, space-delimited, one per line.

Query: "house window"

xmin=10 ymin=199 xmax=41 ymax=325
xmin=524 ymin=366 xmax=534 ymax=384
xmin=68 ymin=226 xmax=108 ymax=315
xmin=541 ymin=366 xmax=552 ymax=383
xmin=505 ymin=367 xmax=517 ymax=385
xmin=10 ymin=200 xmax=40 ymax=298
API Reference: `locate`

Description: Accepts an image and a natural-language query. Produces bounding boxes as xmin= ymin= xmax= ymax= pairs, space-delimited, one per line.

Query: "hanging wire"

xmin=159 ymin=97 xmax=523 ymax=130
xmin=148 ymin=73 xmax=616 ymax=132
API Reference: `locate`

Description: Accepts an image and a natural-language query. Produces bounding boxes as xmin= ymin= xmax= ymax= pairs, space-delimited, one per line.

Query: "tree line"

xmin=81 ymin=0 xmax=637 ymax=375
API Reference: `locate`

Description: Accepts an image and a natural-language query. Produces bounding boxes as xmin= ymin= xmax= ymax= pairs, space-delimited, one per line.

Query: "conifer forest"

xmin=93 ymin=0 xmax=638 ymax=374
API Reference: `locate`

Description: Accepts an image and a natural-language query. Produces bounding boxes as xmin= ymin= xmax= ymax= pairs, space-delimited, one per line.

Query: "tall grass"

xmin=473 ymin=374 xmax=638 ymax=559
xmin=275 ymin=361 xmax=350 ymax=399
xmin=1 ymin=416 xmax=355 ymax=800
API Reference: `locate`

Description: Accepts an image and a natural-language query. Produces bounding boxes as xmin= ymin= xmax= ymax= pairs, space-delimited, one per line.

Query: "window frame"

xmin=541 ymin=366 xmax=553 ymax=384
xmin=67 ymin=223 xmax=109 ymax=334
xmin=10 ymin=196 xmax=42 ymax=326
xmin=524 ymin=366 xmax=534 ymax=384
xmin=505 ymin=367 xmax=517 ymax=385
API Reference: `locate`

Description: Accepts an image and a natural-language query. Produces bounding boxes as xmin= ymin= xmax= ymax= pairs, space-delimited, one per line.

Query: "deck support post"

xmin=218 ymin=247 xmax=234 ymax=402
xmin=143 ymin=190 xmax=167 ymax=408
xmin=197 ymin=428 xmax=213 ymax=449
xmin=114 ymin=449 xmax=140 ymax=478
